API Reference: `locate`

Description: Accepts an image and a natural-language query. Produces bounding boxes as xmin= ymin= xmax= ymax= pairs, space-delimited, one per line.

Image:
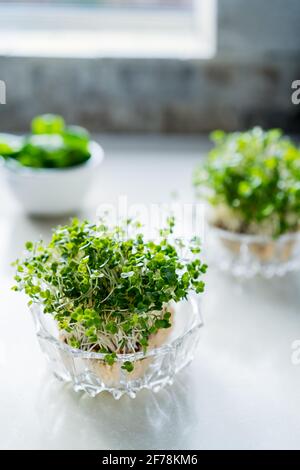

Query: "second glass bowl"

xmin=206 ymin=224 xmax=300 ymax=278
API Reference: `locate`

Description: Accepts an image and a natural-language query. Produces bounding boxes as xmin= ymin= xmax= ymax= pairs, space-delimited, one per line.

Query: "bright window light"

xmin=0 ymin=1 xmax=217 ymax=58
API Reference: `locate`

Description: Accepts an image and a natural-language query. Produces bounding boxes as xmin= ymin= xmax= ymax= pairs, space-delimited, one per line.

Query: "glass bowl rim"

xmin=31 ymin=294 xmax=203 ymax=363
xmin=208 ymin=222 xmax=300 ymax=244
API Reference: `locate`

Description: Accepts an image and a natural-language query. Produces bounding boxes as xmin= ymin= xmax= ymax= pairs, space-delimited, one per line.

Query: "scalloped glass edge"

xmin=206 ymin=223 xmax=300 ymax=278
xmin=30 ymin=294 xmax=203 ymax=399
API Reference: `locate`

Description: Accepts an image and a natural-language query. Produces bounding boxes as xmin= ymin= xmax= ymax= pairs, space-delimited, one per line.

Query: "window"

xmin=0 ymin=1 xmax=217 ymax=58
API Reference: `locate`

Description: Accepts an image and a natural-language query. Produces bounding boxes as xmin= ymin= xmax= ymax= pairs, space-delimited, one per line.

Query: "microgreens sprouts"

xmin=13 ymin=217 xmax=207 ymax=370
xmin=193 ymin=128 xmax=300 ymax=237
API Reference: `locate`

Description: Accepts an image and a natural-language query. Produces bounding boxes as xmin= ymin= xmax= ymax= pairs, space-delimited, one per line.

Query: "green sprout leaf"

xmin=31 ymin=114 xmax=65 ymax=135
xmin=121 ymin=361 xmax=134 ymax=373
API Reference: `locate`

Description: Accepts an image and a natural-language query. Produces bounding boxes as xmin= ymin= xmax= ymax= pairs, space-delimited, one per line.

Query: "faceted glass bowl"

xmin=30 ymin=295 xmax=203 ymax=399
xmin=206 ymin=224 xmax=300 ymax=278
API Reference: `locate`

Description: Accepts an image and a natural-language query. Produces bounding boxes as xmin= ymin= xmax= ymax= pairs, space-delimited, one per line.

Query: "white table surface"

xmin=1 ymin=135 xmax=300 ymax=450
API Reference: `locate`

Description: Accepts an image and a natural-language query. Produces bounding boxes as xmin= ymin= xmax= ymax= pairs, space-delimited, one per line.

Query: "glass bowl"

xmin=206 ymin=224 xmax=300 ymax=278
xmin=30 ymin=295 xmax=203 ymax=399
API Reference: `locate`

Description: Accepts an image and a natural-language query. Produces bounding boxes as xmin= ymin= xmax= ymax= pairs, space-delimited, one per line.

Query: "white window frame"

xmin=0 ymin=1 xmax=217 ymax=58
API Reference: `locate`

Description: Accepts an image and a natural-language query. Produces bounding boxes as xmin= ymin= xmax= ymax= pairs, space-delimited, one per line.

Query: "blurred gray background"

xmin=0 ymin=0 xmax=299 ymax=133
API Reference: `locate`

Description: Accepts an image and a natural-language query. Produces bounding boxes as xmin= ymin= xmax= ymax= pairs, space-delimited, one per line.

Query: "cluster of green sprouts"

xmin=193 ymin=128 xmax=300 ymax=237
xmin=0 ymin=114 xmax=91 ymax=169
xmin=13 ymin=217 xmax=206 ymax=371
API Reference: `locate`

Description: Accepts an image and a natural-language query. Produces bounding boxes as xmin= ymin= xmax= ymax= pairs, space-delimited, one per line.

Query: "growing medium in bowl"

xmin=13 ymin=217 xmax=207 ymax=398
xmin=193 ymin=127 xmax=300 ymax=276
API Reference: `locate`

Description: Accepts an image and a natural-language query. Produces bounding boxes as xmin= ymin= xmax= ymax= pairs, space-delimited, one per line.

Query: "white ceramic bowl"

xmin=1 ymin=141 xmax=104 ymax=216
